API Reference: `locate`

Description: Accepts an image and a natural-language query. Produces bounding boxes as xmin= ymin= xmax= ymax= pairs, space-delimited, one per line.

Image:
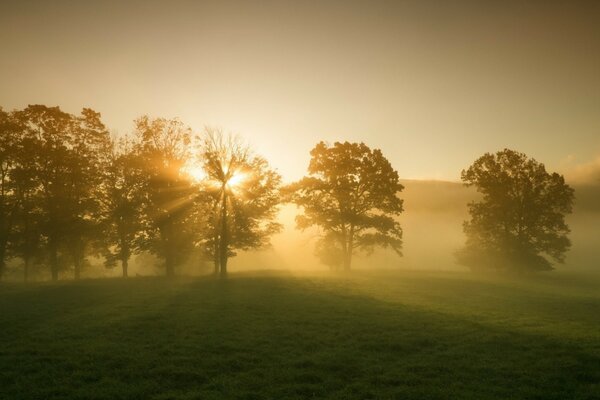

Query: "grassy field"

xmin=1 ymin=270 xmax=599 ymax=399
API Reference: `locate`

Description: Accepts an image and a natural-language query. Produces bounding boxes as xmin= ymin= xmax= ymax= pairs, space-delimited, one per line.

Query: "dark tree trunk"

xmin=213 ymin=253 xmax=219 ymax=275
xmin=74 ymin=256 xmax=81 ymax=280
xmin=213 ymin=235 xmax=220 ymax=275
xmin=219 ymin=189 xmax=229 ymax=277
xmin=163 ymin=220 xmax=175 ymax=277
xmin=343 ymin=252 xmax=352 ymax=271
xmin=121 ymin=258 xmax=128 ymax=278
xmin=344 ymin=228 xmax=354 ymax=271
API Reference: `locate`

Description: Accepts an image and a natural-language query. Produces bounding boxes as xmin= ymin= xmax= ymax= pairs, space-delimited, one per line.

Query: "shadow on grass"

xmin=0 ymin=274 xmax=599 ymax=400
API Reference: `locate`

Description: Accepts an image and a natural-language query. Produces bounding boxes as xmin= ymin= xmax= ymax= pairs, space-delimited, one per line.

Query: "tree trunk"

xmin=213 ymin=254 xmax=219 ymax=275
xmin=74 ymin=256 xmax=81 ymax=280
xmin=213 ymin=236 xmax=220 ymax=275
xmin=121 ymin=258 xmax=128 ymax=278
xmin=340 ymin=226 xmax=351 ymax=271
xmin=219 ymin=189 xmax=228 ymax=277
xmin=164 ymin=221 xmax=175 ymax=277
xmin=345 ymin=227 xmax=354 ymax=271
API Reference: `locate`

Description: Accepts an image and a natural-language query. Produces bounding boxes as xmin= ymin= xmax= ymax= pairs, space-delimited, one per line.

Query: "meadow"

xmin=1 ymin=270 xmax=599 ymax=399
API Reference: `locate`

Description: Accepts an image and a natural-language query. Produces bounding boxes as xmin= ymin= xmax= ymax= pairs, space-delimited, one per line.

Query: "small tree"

xmin=458 ymin=149 xmax=575 ymax=273
xmin=198 ymin=129 xmax=282 ymax=276
xmin=287 ymin=141 xmax=404 ymax=270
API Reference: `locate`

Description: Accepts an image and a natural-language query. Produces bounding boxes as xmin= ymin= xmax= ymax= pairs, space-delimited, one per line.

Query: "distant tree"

xmin=458 ymin=149 xmax=575 ymax=272
xmin=135 ymin=116 xmax=196 ymax=277
xmin=198 ymin=129 xmax=282 ymax=276
xmin=101 ymin=135 xmax=144 ymax=277
xmin=286 ymin=141 xmax=404 ymax=270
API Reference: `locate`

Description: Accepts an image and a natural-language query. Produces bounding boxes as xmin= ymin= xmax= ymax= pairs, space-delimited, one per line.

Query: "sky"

xmin=1 ymin=0 xmax=599 ymax=182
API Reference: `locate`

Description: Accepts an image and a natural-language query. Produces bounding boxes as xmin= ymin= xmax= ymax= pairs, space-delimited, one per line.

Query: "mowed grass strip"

xmin=0 ymin=271 xmax=599 ymax=400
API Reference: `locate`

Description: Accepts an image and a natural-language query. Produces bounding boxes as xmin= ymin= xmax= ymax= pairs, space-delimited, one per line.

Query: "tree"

xmin=64 ymin=108 xmax=112 ymax=279
xmin=10 ymin=125 xmax=43 ymax=282
xmin=135 ymin=116 xmax=196 ymax=277
xmin=18 ymin=105 xmax=73 ymax=281
xmin=17 ymin=105 xmax=110 ymax=280
xmin=101 ymin=135 xmax=144 ymax=277
xmin=0 ymin=108 xmax=23 ymax=279
xmin=198 ymin=129 xmax=282 ymax=276
xmin=287 ymin=141 xmax=404 ymax=270
xmin=457 ymin=149 xmax=575 ymax=273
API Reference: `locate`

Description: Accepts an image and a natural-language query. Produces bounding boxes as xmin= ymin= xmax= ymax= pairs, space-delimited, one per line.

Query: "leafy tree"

xmin=101 ymin=135 xmax=144 ymax=277
xmin=17 ymin=105 xmax=110 ymax=280
xmin=287 ymin=141 xmax=404 ymax=270
xmin=198 ymin=129 xmax=282 ymax=276
xmin=18 ymin=105 xmax=73 ymax=280
xmin=458 ymin=149 xmax=575 ymax=272
xmin=135 ymin=116 xmax=196 ymax=277
xmin=0 ymin=108 xmax=23 ymax=279
xmin=64 ymin=108 xmax=112 ymax=279
xmin=10 ymin=125 xmax=43 ymax=282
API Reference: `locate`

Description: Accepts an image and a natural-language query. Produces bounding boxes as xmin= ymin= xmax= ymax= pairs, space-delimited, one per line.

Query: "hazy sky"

xmin=1 ymin=0 xmax=599 ymax=181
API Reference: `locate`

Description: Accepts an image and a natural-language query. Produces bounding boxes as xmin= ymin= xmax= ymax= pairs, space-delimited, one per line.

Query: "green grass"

xmin=1 ymin=270 xmax=599 ymax=399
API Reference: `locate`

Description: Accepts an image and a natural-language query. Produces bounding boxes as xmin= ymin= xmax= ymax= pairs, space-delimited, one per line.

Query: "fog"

xmin=6 ymin=179 xmax=597 ymax=281
xmin=101 ymin=180 xmax=600 ymax=277
xmin=232 ymin=179 xmax=600 ymax=274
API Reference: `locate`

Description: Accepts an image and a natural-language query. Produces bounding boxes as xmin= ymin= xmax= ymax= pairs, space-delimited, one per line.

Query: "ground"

xmin=0 ymin=270 xmax=599 ymax=399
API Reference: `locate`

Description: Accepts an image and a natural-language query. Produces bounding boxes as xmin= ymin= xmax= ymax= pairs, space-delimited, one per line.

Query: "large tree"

xmin=458 ymin=149 xmax=575 ymax=272
xmin=0 ymin=108 xmax=23 ymax=279
xmin=101 ymin=135 xmax=144 ymax=277
xmin=287 ymin=141 xmax=404 ymax=270
xmin=198 ymin=129 xmax=282 ymax=276
xmin=135 ymin=116 xmax=196 ymax=277
xmin=17 ymin=105 xmax=110 ymax=280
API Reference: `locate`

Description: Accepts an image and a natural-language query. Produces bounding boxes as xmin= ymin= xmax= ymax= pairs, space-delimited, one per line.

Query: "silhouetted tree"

xmin=101 ymin=135 xmax=144 ymax=277
xmin=457 ymin=149 xmax=575 ymax=272
xmin=64 ymin=109 xmax=112 ymax=279
xmin=198 ymin=129 xmax=282 ymax=276
xmin=10 ymin=125 xmax=43 ymax=282
xmin=18 ymin=105 xmax=74 ymax=280
xmin=16 ymin=105 xmax=110 ymax=280
xmin=0 ymin=108 xmax=23 ymax=279
xmin=287 ymin=141 xmax=404 ymax=270
xmin=135 ymin=116 xmax=196 ymax=277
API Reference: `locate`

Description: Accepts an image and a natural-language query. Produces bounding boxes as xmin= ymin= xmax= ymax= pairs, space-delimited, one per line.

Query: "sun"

xmin=227 ymin=172 xmax=247 ymax=188
xmin=186 ymin=165 xmax=206 ymax=182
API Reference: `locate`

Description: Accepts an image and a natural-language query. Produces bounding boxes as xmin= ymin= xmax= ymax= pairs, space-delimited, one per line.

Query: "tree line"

xmin=0 ymin=105 xmax=575 ymax=281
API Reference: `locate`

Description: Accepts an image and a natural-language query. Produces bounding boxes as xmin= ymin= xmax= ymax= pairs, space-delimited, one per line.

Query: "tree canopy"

xmin=197 ymin=128 xmax=282 ymax=276
xmin=457 ymin=149 xmax=575 ymax=272
xmin=286 ymin=141 xmax=404 ymax=270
